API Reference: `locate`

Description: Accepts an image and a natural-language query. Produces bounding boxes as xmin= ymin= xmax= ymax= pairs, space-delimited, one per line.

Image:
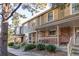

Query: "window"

xmin=29 ymin=34 xmax=31 ymax=40
xmin=23 ymin=26 xmax=27 ymax=34
xmin=29 ymin=41 xmax=31 ymax=43
xmin=16 ymin=26 xmax=20 ymax=35
xmin=48 ymin=30 xmax=56 ymax=36
xmin=48 ymin=11 xmax=53 ymax=21
xmin=72 ymin=4 xmax=79 ymax=14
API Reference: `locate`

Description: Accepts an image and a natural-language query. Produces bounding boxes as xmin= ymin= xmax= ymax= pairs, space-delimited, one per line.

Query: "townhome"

xmin=35 ymin=3 xmax=79 ymax=46
xmin=22 ymin=16 xmax=38 ymax=44
xmin=13 ymin=26 xmax=25 ymax=44
xmin=21 ymin=3 xmax=79 ymax=55
xmin=11 ymin=3 xmax=79 ymax=56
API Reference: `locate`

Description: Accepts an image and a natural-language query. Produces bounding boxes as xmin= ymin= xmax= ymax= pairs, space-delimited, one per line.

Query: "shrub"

xmin=24 ymin=44 xmax=36 ymax=51
xmin=46 ymin=45 xmax=56 ymax=52
xmin=13 ymin=44 xmax=20 ymax=49
xmin=20 ymin=42 xmax=26 ymax=47
xmin=8 ymin=42 xmax=14 ymax=47
xmin=33 ymin=41 xmax=35 ymax=44
xmin=37 ymin=44 xmax=45 ymax=50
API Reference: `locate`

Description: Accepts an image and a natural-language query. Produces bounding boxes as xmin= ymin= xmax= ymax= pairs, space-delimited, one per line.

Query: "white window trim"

xmin=70 ymin=4 xmax=72 ymax=15
xmin=48 ymin=11 xmax=54 ymax=22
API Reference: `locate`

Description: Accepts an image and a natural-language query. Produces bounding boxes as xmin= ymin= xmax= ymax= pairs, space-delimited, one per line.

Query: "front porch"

xmin=37 ymin=26 xmax=72 ymax=46
xmin=36 ymin=13 xmax=79 ymax=48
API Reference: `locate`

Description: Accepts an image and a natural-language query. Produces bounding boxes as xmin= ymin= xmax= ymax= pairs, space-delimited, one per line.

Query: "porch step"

xmin=71 ymin=44 xmax=79 ymax=56
xmin=72 ymin=50 xmax=79 ymax=54
xmin=71 ymin=53 xmax=79 ymax=56
xmin=72 ymin=47 xmax=79 ymax=51
xmin=73 ymin=44 xmax=79 ymax=47
xmin=57 ymin=46 xmax=67 ymax=52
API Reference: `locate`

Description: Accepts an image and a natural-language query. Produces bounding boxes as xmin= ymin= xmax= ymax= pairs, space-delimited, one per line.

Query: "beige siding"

xmin=58 ymin=5 xmax=71 ymax=20
xmin=36 ymin=4 xmax=71 ymax=26
xmin=53 ymin=8 xmax=59 ymax=20
xmin=44 ymin=13 xmax=48 ymax=23
xmin=36 ymin=16 xmax=41 ymax=26
xmin=40 ymin=13 xmax=48 ymax=24
xmin=64 ymin=6 xmax=71 ymax=17
xmin=45 ymin=31 xmax=48 ymax=36
xmin=41 ymin=15 xmax=44 ymax=25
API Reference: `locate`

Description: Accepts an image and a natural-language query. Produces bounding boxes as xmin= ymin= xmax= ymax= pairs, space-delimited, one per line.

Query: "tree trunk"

xmin=0 ymin=3 xmax=21 ymax=56
xmin=0 ymin=3 xmax=10 ymax=56
xmin=0 ymin=22 xmax=8 ymax=56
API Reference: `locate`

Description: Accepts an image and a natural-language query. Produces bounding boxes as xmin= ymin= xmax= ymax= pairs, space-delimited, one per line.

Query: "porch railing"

xmin=67 ymin=36 xmax=73 ymax=56
xmin=38 ymin=36 xmax=57 ymax=45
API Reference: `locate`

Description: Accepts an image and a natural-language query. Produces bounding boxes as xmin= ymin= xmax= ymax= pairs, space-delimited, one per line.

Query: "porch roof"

xmin=36 ymin=13 xmax=79 ymax=30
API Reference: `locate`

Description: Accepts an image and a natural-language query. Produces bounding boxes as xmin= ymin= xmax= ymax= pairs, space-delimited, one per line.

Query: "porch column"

xmin=36 ymin=30 xmax=38 ymax=44
xmin=57 ymin=25 xmax=59 ymax=46
xmin=73 ymin=26 xmax=76 ymax=44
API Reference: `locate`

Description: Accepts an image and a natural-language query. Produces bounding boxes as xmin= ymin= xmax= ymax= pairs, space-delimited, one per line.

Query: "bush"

xmin=24 ymin=44 xmax=36 ymax=51
xmin=20 ymin=42 xmax=26 ymax=47
xmin=37 ymin=44 xmax=45 ymax=50
xmin=8 ymin=42 xmax=14 ymax=47
xmin=13 ymin=44 xmax=20 ymax=49
xmin=46 ymin=45 xmax=56 ymax=52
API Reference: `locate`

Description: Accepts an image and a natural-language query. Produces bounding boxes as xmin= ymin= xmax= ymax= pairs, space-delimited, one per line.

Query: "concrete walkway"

xmin=8 ymin=47 xmax=43 ymax=56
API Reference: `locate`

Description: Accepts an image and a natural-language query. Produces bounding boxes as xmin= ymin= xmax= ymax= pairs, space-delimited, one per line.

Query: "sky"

xmin=8 ymin=3 xmax=50 ymax=26
xmin=0 ymin=3 xmax=51 ymax=26
xmin=8 ymin=4 xmax=32 ymax=25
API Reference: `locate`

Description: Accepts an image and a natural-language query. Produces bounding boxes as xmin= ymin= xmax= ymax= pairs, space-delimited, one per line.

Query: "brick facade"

xmin=59 ymin=27 xmax=71 ymax=45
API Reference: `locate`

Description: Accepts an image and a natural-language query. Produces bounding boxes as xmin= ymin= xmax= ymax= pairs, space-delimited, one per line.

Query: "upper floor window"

xmin=72 ymin=3 xmax=79 ymax=14
xmin=22 ymin=25 xmax=28 ymax=34
xmin=16 ymin=26 xmax=21 ymax=35
xmin=48 ymin=11 xmax=53 ymax=21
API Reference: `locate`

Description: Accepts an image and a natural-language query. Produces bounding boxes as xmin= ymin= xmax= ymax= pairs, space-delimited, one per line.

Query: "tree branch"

xmin=6 ymin=3 xmax=22 ymax=20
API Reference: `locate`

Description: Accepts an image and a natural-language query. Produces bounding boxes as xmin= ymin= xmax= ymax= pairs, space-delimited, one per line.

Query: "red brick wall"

xmin=59 ymin=27 xmax=71 ymax=44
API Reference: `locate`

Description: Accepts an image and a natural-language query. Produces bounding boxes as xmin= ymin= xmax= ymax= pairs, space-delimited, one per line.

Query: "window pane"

xmin=49 ymin=30 xmax=56 ymax=35
xmin=72 ymin=3 xmax=79 ymax=14
xmin=48 ymin=11 xmax=53 ymax=21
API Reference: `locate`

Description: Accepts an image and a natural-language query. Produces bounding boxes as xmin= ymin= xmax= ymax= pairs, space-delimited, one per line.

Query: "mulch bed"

xmin=29 ymin=48 xmax=67 ymax=56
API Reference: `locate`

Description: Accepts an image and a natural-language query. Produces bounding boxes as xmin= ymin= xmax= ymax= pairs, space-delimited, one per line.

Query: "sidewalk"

xmin=8 ymin=47 xmax=43 ymax=56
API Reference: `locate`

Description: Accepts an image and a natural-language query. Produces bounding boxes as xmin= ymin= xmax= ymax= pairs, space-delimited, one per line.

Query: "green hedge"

xmin=24 ymin=44 xmax=36 ymax=51
xmin=46 ymin=45 xmax=56 ymax=52
xmin=20 ymin=42 xmax=26 ymax=47
xmin=13 ymin=44 xmax=20 ymax=49
xmin=37 ymin=44 xmax=45 ymax=50
xmin=8 ymin=42 xmax=14 ymax=47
